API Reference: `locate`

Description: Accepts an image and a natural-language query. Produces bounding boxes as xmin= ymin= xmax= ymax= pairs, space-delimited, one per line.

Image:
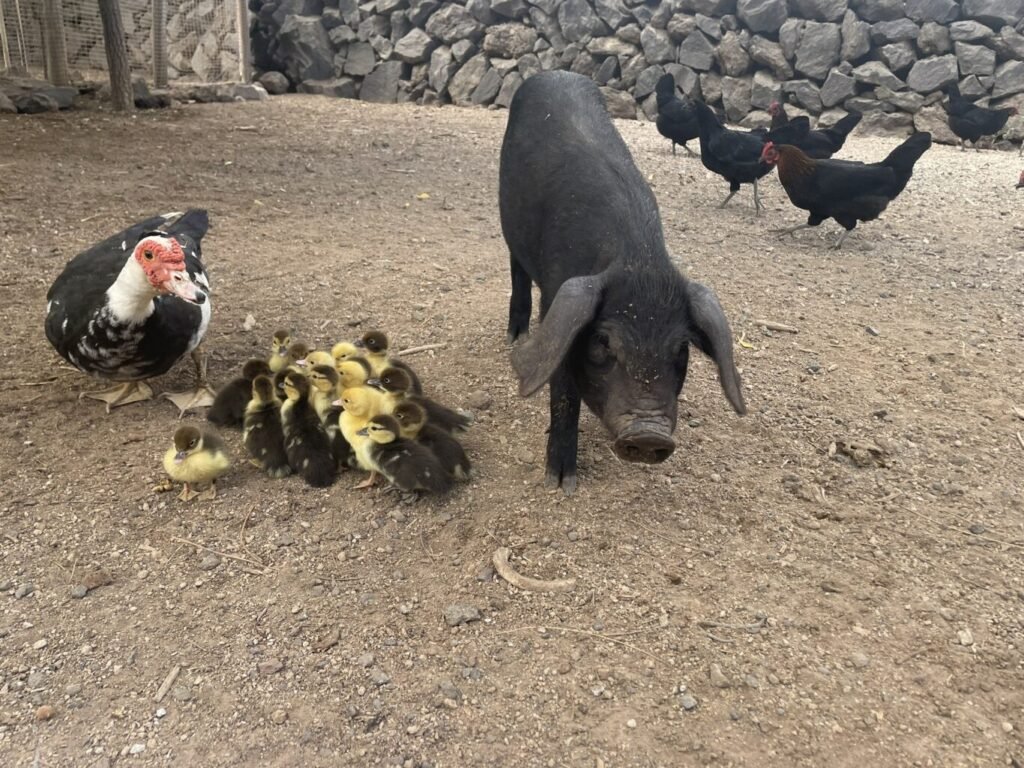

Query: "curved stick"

xmin=492 ymin=547 xmax=576 ymax=593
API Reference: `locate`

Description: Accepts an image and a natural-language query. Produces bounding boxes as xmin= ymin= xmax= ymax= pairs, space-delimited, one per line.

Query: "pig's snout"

xmin=613 ymin=420 xmax=676 ymax=464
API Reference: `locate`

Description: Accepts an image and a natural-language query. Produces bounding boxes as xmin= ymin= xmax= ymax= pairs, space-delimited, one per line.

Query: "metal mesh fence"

xmin=0 ymin=0 xmax=244 ymax=83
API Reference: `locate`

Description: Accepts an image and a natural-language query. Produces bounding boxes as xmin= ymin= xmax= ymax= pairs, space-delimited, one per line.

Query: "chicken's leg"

xmin=81 ymin=381 xmax=154 ymax=413
xmin=671 ymin=142 xmax=677 ymax=156
xmin=682 ymin=143 xmax=698 ymax=157
xmin=772 ymin=223 xmax=812 ymax=239
xmin=163 ymin=345 xmax=217 ymax=417
xmin=752 ymin=179 xmax=763 ymax=216
xmin=832 ymin=229 xmax=853 ymax=250
xmin=718 ymin=190 xmax=738 ymax=209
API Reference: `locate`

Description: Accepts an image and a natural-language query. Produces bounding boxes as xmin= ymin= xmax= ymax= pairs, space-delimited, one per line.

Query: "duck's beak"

xmin=164 ymin=269 xmax=206 ymax=305
xmin=366 ymin=378 xmax=385 ymax=391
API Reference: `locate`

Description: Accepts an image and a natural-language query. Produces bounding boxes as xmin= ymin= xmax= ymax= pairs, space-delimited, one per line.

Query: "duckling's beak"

xmin=295 ymin=359 xmax=308 ymax=368
xmin=356 ymin=427 xmax=368 ymax=436
xmin=277 ymin=346 xmax=287 ymax=356
xmin=331 ymin=399 xmax=344 ymax=409
xmin=366 ymin=378 xmax=385 ymax=391
xmin=174 ymin=450 xmax=188 ymax=463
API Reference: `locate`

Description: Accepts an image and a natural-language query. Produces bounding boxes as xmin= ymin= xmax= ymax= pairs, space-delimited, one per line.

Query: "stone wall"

xmin=250 ymin=0 xmax=1024 ymax=139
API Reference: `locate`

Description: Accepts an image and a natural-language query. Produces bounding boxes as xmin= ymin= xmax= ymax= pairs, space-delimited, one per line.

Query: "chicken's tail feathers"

xmin=883 ymin=132 xmax=932 ymax=195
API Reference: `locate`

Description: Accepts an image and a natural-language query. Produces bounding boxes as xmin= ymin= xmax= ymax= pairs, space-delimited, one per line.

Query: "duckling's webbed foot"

xmin=196 ymin=482 xmax=218 ymax=501
xmin=163 ymin=346 xmax=217 ymax=417
xmin=177 ymin=483 xmax=201 ymax=502
xmin=353 ymin=471 xmax=380 ymax=490
xmin=81 ymin=381 xmax=154 ymax=413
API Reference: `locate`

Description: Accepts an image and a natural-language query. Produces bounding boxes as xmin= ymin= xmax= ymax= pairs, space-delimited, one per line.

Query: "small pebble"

xmin=850 ymin=652 xmax=869 ymax=669
xmin=567 ymin=530 xmax=579 ymax=542
xmin=275 ymin=534 xmax=296 ymax=547
xmin=957 ymin=628 xmax=974 ymax=646
xmin=129 ymin=744 xmax=146 ymax=755
xmin=271 ymin=709 xmax=288 ymax=724
xmin=709 ymin=663 xmax=730 ymax=688
xmin=70 ymin=585 xmax=88 ymax=599
xmin=15 ymin=583 xmax=34 ymax=599
xmin=27 ymin=672 xmax=45 ymax=689
xmin=865 ymin=326 xmax=880 ymax=337
xmin=687 ymin=418 xmax=702 ymax=428
xmin=438 ymin=679 xmax=462 ymax=701
xmin=357 ymin=653 xmax=375 ymax=668
xmin=258 ymin=658 xmax=284 ymax=675
xmin=0 ymin=580 xmax=12 ymax=592
xmin=33 ymin=639 xmax=48 ymax=650
xmin=171 ymin=685 xmax=192 ymax=702
xmin=475 ymin=565 xmax=494 ymax=582
xmin=968 ymin=523 xmax=987 ymax=535
xmin=626 ymin=718 xmax=636 ymax=729
xmin=155 ymin=708 xmax=167 ymax=719
xmin=198 ymin=553 xmax=221 ymax=571
xmin=369 ymin=668 xmax=391 ymax=687
xmin=443 ymin=604 xmax=481 ymax=627
xmin=35 ymin=705 xmax=56 ymax=721
xmin=680 ymin=694 xmax=698 ymax=711
xmin=710 ymin=473 xmax=722 ymax=483
xmin=65 ymin=684 xmax=82 ymax=697
xmin=1001 ymin=721 xmax=1013 ymax=733
xmin=466 ymin=390 xmax=492 ymax=410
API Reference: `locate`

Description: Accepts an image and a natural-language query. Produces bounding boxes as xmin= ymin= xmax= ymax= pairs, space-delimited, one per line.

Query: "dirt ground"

xmin=1 ymin=95 xmax=1022 ymax=768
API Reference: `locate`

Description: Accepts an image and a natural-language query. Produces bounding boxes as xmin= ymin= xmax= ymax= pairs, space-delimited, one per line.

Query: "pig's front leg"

xmin=545 ymin=364 xmax=582 ymax=495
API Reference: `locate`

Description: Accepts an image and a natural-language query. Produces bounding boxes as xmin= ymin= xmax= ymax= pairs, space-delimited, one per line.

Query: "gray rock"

xmin=394 ymin=28 xmax=436 ymax=63
xmin=816 ymin=107 xmax=850 ymax=127
xmin=640 ymin=92 xmax=659 ymax=120
xmin=345 ymin=41 xmax=376 ymax=76
xmin=369 ymin=33 xmax=394 ymax=59
xmin=377 ymin=0 xmax=405 ymax=12
xmin=820 ymin=68 xmax=857 ymax=106
xmin=537 ymin=48 xmax=560 ymax=71
xmin=641 ymin=26 xmax=676 ymax=64
xmin=992 ymin=27 xmax=1024 ymax=60
xmin=955 ymin=41 xmax=997 ymax=76
xmin=390 ymin=10 xmax=413 ymax=42
xmin=875 ymin=85 xmax=925 ymax=110
xmin=369 ymin=667 xmax=391 ymax=686
xmin=906 ymin=0 xmax=960 ymax=22
xmin=918 ymin=21 xmax=952 ymax=55
xmin=635 ymin=65 xmax=666 ymax=98
xmin=338 ymin=0 xmax=360 ymax=24
xmin=795 ymin=21 xmax=841 ymax=81
xmin=709 ymin=663 xmax=731 ymax=688
xmin=14 ymin=583 xmax=35 ymax=598
xmin=950 ymin=21 xmax=994 ymax=42
xmin=715 ymin=31 xmax=750 ymax=76
xmin=859 ymin=109 xmax=914 ymax=136
xmin=958 ymin=73 xmax=989 ymax=97
xmin=594 ymin=55 xmax=620 ymax=83
xmin=681 ymin=0 xmax=737 ymax=13
xmin=778 ymin=18 xmax=804 ymax=61
xmin=914 ymin=103 xmax=959 ymax=143
xmin=841 ymin=10 xmax=872 ymax=62
xmin=467 ymin=0 xmax=498 ymax=24
xmin=963 ymin=0 xmax=1024 ymax=26
xmin=299 ymin=77 xmax=359 ymax=97
xmin=439 ymin=678 xmax=464 ymax=701
xmin=472 ymin=67 xmax=503 ymax=104
xmin=992 ymin=60 xmax=1024 ymax=98
xmin=429 ymin=46 xmax=455 ymax=92
xmin=484 ymin=23 xmax=537 ymax=58
xmin=199 ymin=553 xmax=221 ymax=571
xmin=854 ymin=60 xmax=906 ymax=90
xmin=426 ymin=5 xmax=484 ymax=44
xmin=678 ymin=31 xmax=716 ymax=70
xmin=784 ymin=78 xmax=823 ymax=112
xmin=360 ymin=60 xmax=403 ymax=102
xmin=588 ymin=36 xmax=639 ymax=56
xmin=852 ymin=0 xmax=906 ymax=22
xmin=329 ymin=25 xmax=358 ymax=45
xmin=491 ymin=0 xmax=528 ymax=17
xmin=517 ymin=52 xmax=542 ymax=79
xmin=357 ymin=14 xmax=390 ymax=43
xmin=666 ymin=16 xmax=696 ymax=43
xmin=259 ymin=71 xmax=290 ymax=94
xmin=601 ymin=86 xmax=638 ymax=118
xmin=721 ymin=75 xmax=752 ymax=120
xmin=71 ymin=585 xmax=88 ymax=599
xmin=878 ymin=41 xmax=917 ymax=74
xmin=695 ymin=14 xmax=722 ymax=40
xmin=666 ymin=63 xmax=702 ymax=97
xmin=736 ymin=0 xmax=788 ymax=33
xmin=490 ymin=57 xmax=519 ymax=75
xmin=408 ymin=0 xmax=439 ymax=25
xmin=680 ymin=693 xmax=698 ymax=710
xmin=701 ymin=71 xmax=723 ymax=104
xmin=558 ymin=0 xmax=607 ymax=42
xmin=906 ymin=54 xmax=959 ymax=93
xmin=278 ymin=15 xmax=335 ymax=82
xmin=452 ymin=39 xmax=477 ymax=63
xmin=0 ymin=92 xmax=15 ymax=113
xmin=495 ymin=71 xmax=523 ymax=106
xmin=594 ymin=0 xmax=630 ymax=29
xmin=789 ymin=0 xmax=846 ymax=21
xmin=570 ymin=50 xmax=599 ymax=77
xmin=619 ymin=54 xmax=648 ymax=89
xmin=529 ymin=8 xmax=566 ymax=53
xmin=749 ymin=36 xmax=793 ymax=80
xmin=870 ymin=19 xmax=920 ymax=45
xmin=750 ymin=68 xmax=782 ymax=108
xmin=449 ymin=53 xmax=489 ymax=105
xmin=443 ymin=603 xmax=482 ymax=626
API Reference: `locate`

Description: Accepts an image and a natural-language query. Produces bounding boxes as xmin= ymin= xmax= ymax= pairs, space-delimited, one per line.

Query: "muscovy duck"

xmin=45 ymin=210 xmax=216 ymax=414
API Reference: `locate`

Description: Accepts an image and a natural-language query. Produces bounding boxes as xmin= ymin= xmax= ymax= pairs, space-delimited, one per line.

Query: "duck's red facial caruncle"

xmin=133 ymin=233 xmax=206 ymax=304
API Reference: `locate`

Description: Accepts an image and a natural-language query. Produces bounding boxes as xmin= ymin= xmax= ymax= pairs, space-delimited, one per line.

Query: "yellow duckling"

xmin=339 ymin=386 xmax=387 ymax=488
xmin=268 ymin=329 xmax=293 ymax=373
xmin=331 ymin=341 xmax=359 ymax=369
xmin=161 ymin=425 xmax=231 ymax=501
xmin=305 ymin=350 xmax=334 ymax=370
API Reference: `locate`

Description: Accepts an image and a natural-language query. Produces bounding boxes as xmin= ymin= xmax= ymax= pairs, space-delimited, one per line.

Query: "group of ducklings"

xmin=160 ymin=329 xmax=471 ymax=502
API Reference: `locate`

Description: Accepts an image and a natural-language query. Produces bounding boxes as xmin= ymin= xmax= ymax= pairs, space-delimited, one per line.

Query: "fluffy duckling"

xmin=354 ymin=331 xmax=423 ymax=394
xmin=207 ymin=358 xmax=273 ymax=428
xmin=243 ymin=374 xmax=291 ymax=478
xmin=369 ymin=366 xmax=471 ymax=433
xmin=393 ymin=401 xmax=471 ymax=481
xmin=162 ymin=425 xmax=231 ymax=501
xmin=305 ymin=350 xmax=334 ymax=370
xmin=358 ymin=414 xmax=453 ymax=497
xmin=309 ymin=364 xmax=351 ymax=465
xmin=336 ymin=357 xmax=388 ymax=410
xmin=268 ymin=329 xmax=293 ymax=373
xmin=339 ymin=386 xmax=388 ymax=488
xmin=331 ymin=341 xmax=359 ymax=369
xmin=286 ymin=341 xmax=311 ymax=374
xmin=281 ymin=372 xmax=336 ymax=487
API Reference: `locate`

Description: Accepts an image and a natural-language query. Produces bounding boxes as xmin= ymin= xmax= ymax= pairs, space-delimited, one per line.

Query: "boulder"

xmin=700 ymin=71 xmax=723 ymax=104
xmin=0 ymin=91 xmax=15 ymax=113
xmin=950 ymin=21 xmax=994 ymax=42
xmin=483 ymin=23 xmax=537 ymax=58
xmin=619 ymin=54 xmax=649 ymax=89
xmin=871 ymin=19 xmax=920 ymax=45
xmin=491 ymin=0 xmax=528 ymax=18
xmin=665 ymin=63 xmax=702 ymax=97
xmin=390 ymin=11 xmax=413 ymax=42
xmin=789 ymin=0 xmax=846 ymax=22
xmin=992 ymin=60 xmax=1024 ymax=98
xmin=429 ymin=45 xmax=456 ymax=92
xmin=840 ymin=10 xmax=872 ymax=62
xmin=680 ymin=0 xmax=737 ymax=13
xmin=394 ymin=28 xmax=436 ymax=63
xmin=298 ymin=76 xmax=358 ymax=97
xmin=906 ymin=55 xmax=960 ymax=93
xmin=278 ymin=14 xmax=335 ymax=82
xmin=750 ymin=68 xmax=782 ymax=108
xmin=600 ymin=86 xmax=637 ymax=118
xmin=851 ymin=0 xmax=906 ymax=22
xmin=588 ymin=37 xmax=639 ymax=56
xmin=958 ymin=74 xmax=989 ymax=97
xmin=736 ymin=0 xmax=787 ymax=34
xmin=408 ymin=0 xmax=439 ymax=25
xmin=594 ymin=0 xmax=630 ymax=29
xmin=360 ymin=60 xmax=402 ymax=102
xmin=859 ymin=109 xmax=914 ymax=136
xmin=471 ymin=66 xmax=503 ymax=104
xmin=955 ymin=41 xmax=997 ymax=76
xmin=783 ymin=79 xmax=823 ymax=112
xmin=329 ymin=25 xmax=358 ymax=45
xmin=495 ymin=71 xmax=523 ymax=106
xmin=878 ymin=41 xmax=917 ymax=74
xmin=465 ymin=0 xmax=497 ymax=23
xmin=715 ymin=31 xmax=750 ymax=76
xmin=905 ymin=0 xmax=959 ymax=23
xmin=357 ymin=15 xmax=390 ymax=42
xmin=875 ymin=85 xmax=925 ymax=110
xmin=913 ymin=103 xmax=958 ymax=143
xmin=594 ymin=55 xmax=620 ymax=84
xmin=666 ymin=17 xmax=696 ymax=42
xmin=448 ymin=53 xmax=489 ymax=105
xmin=517 ymin=52 xmax=541 ymax=79
xmin=528 ymin=8 xmax=566 ymax=52
xmin=635 ymin=65 xmax=666 ymax=98
xmin=344 ymin=41 xmax=376 ymax=76
xmin=695 ymin=14 xmax=722 ymax=40
xmin=918 ymin=22 xmax=952 ymax=55
xmin=452 ymin=40 xmax=477 ymax=63
xmin=13 ymin=93 xmax=60 ymax=113
xmin=795 ymin=22 xmax=841 ymax=81
xmin=570 ymin=50 xmax=599 ymax=77
xmin=426 ymin=5 xmax=484 ymax=44
xmin=558 ymin=0 xmax=607 ymax=42
xmin=853 ymin=61 xmax=906 ymax=89
xmin=778 ymin=18 xmax=804 ymax=61
xmin=962 ymin=0 xmax=1024 ymax=27
xmin=677 ymin=31 xmax=716 ymax=70
xmin=991 ymin=26 xmax=1024 ymax=60
xmin=721 ymin=75 xmax=752 ymax=121
xmin=749 ymin=36 xmax=793 ymax=79
xmin=820 ymin=68 xmax=857 ymax=106
xmin=641 ymin=26 xmax=676 ymax=64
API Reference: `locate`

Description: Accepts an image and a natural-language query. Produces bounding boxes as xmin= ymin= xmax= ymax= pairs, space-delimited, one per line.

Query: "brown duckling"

xmin=392 ymin=401 xmax=471 ymax=481
xmin=354 ymin=331 xmax=423 ymax=394
xmin=358 ymin=414 xmax=453 ymax=497
xmin=281 ymin=371 xmax=336 ymax=488
xmin=161 ymin=425 xmax=231 ymax=501
xmin=285 ymin=341 xmax=311 ymax=374
xmin=207 ymin=358 xmax=273 ymax=428
xmin=268 ymin=329 xmax=293 ymax=373
xmin=368 ymin=366 xmax=471 ymax=433
xmin=243 ymin=374 xmax=291 ymax=478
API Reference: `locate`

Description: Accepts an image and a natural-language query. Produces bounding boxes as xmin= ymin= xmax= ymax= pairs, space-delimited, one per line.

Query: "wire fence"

xmin=0 ymin=0 xmax=247 ymax=83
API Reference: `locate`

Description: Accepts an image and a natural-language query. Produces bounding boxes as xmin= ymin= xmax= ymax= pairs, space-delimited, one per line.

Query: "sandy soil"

xmin=1 ymin=96 xmax=1023 ymax=768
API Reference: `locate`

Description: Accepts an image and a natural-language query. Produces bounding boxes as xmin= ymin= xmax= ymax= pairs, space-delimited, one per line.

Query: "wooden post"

xmin=235 ymin=0 xmax=250 ymax=82
xmin=151 ymin=0 xmax=167 ymax=88
xmin=41 ymin=0 xmax=71 ymax=85
xmin=0 ymin=0 xmax=10 ymax=72
xmin=12 ymin=0 xmax=29 ymax=71
xmin=99 ymin=0 xmax=134 ymax=112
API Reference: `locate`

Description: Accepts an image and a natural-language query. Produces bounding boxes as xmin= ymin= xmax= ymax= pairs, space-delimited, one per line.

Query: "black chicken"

xmin=760 ymin=132 xmax=932 ymax=248
xmin=768 ymin=100 xmax=863 ymax=159
xmin=693 ymin=100 xmax=810 ymax=214
xmin=655 ymin=74 xmax=700 ymax=156
xmin=944 ymin=84 xmax=1017 ymax=152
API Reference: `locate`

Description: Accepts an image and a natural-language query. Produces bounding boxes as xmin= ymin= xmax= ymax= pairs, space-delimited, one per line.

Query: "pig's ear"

xmin=511 ymin=274 xmax=606 ymax=397
xmin=685 ymin=281 xmax=747 ymax=416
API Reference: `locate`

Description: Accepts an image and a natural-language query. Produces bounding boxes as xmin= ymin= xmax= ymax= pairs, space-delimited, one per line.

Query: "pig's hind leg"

xmin=544 ymin=365 xmax=582 ymax=495
xmin=507 ymin=257 xmax=534 ymax=343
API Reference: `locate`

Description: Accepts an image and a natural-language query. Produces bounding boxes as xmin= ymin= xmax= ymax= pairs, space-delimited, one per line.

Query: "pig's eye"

xmin=588 ymin=333 xmax=610 ymax=365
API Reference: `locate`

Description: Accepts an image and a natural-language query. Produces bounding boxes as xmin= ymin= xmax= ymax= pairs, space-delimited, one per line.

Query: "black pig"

xmin=499 ymin=71 xmax=747 ymax=494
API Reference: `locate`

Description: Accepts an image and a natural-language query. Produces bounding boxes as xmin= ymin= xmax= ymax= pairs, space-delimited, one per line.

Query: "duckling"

xmin=331 ymin=340 xmax=359 ymax=369
xmin=268 ymin=329 xmax=293 ymax=373
xmin=368 ymin=366 xmax=471 ymax=433
xmin=272 ymin=368 xmax=289 ymax=399
xmin=207 ymin=358 xmax=273 ymax=428
xmin=243 ymin=374 xmax=292 ymax=478
xmin=353 ymin=330 xmax=423 ymax=394
xmin=309 ymin=364 xmax=351 ymax=465
xmin=285 ymin=341 xmax=311 ymax=374
xmin=281 ymin=371 xmax=336 ymax=487
xmin=339 ymin=386 xmax=388 ymax=488
xmin=357 ymin=414 xmax=453 ymax=497
xmin=392 ymin=401 xmax=472 ymax=481
xmin=161 ymin=425 xmax=231 ymax=501
xmin=336 ymin=356 xmax=388 ymax=410
xmin=305 ymin=350 xmax=334 ymax=370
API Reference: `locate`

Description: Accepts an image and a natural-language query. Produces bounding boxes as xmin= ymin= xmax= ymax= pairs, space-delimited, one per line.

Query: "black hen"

xmin=655 ymin=74 xmax=700 ymax=156
xmin=945 ymin=84 xmax=1017 ymax=151
xmin=769 ymin=100 xmax=862 ymax=159
xmin=762 ymin=132 xmax=933 ymax=248
xmin=693 ymin=100 xmax=810 ymax=214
